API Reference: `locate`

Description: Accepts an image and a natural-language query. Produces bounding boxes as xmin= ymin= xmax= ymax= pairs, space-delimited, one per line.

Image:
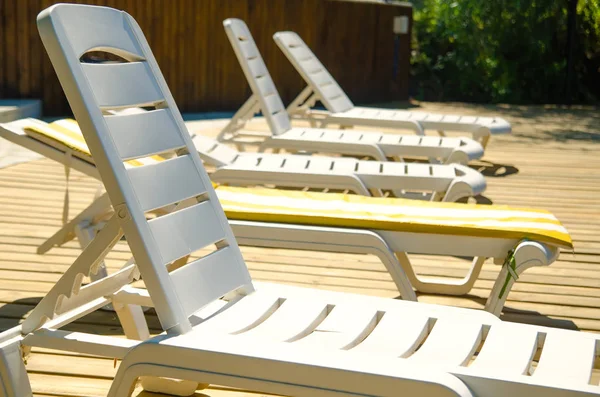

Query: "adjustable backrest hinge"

xmin=114 ymin=203 xmax=132 ymax=221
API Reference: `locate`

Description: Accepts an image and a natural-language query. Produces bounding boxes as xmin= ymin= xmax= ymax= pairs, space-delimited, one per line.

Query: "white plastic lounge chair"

xmin=0 ymin=115 xmax=486 ymax=203
xmin=273 ymin=31 xmax=512 ymax=149
xmin=1 ymin=5 xmax=597 ymax=397
xmin=219 ymin=19 xmax=484 ymax=165
xmin=198 ymin=131 xmax=487 ymax=201
xmin=0 ymin=117 xmax=572 ymax=314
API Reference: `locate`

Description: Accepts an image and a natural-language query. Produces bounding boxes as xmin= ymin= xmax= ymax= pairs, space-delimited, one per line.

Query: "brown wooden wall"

xmin=0 ymin=0 xmax=412 ymax=116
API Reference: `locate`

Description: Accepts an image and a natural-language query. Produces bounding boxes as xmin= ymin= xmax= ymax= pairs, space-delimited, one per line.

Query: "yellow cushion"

xmin=24 ymin=118 xmax=162 ymax=167
xmin=22 ymin=119 xmax=572 ymax=249
xmin=214 ymin=185 xmax=573 ymax=249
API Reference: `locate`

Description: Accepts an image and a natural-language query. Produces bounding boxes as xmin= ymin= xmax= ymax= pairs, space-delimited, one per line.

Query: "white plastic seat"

xmin=0 ymin=118 xmax=569 ymax=312
xmin=218 ymin=19 xmax=484 ymax=165
xmin=4 ymin=114 xmax=487 ymax=202
xmin=273 ymin=31 xmax=511 ymax=149
xmin=0 ymin=6 xmax=596 ymax=397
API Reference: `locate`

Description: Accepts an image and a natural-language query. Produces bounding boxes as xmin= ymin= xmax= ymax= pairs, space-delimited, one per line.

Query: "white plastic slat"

xmin=316 ymin=129 xmax=343 ymax=142
xmin=225 ymin=20 xmax=250 ymax=40
xmin=148 ymin=200 xmax=225 ymax=264
xmin=420 ymin=136 xmax=443 ymax=147
xmin=398 ymin=135 xmax=422 ymax=146
xmin=439 ymin=137 xmax=463 ymax=149
xmin=197 ymin=293 xmax=282 ymax=335
xmin=423 ymin=113 xmax=444 ymax=122
xmin=388 ymin=110 xmax=412 ymax=120
xmin=263 ymin=94 xmax=285 ymax=115
xmin=364 ymin=108 xmax=387 ymax=118
xmin=356 ymin=160 xmax=384 ymax=175
xmin=240 ymin=299 xmax=330 ymax=343
xmin=58 ymin=5 xmax=145 ymax=59
xmin=430 ymin=164 xmax=458 ymax=178
xmin=345 ymin=107 xmax=376 ymax=118
xmin=381 ymin=162 xmax=443 ymax=180
xmin=255 ymin=76 xmax=278 ymax=96
xmin=407 ymin=112 xmax=428 ymax=121
xmin=224 ymin=19 xmax=292 ymax=136
xmin=352 ymin=312 xmax=431 ymax=358
xmin=289 ymin=46 xmax=314 ymax=61
xmin=275 ymin=32 xmax=354 ymax=113
xmin=357 ymin=132 xmax=383 ymax=143
xmin=280 ymin=155 xmax=312 ymax=170
xmin=310 ymin=70 xmax=333 ymax=86
xmin=255 ymin=155 xmax=287 ymax=170
xmin=470 ymin=323 xmax=539 ymax=376
xmin=408 ymin=320 xmax=483 ymax=368
xmin=247 ymin=58 xmax=269 ymax=78
xmin=331 ymin=158 xmax=360 ymax=174
xmin=533 ymin=331 xmax=596 ymax=384
xmin=294 ymin=304 xmax=379 ymax=351
xmin=127 ymin=155 xmax=207 ymax=212
xmin=268 ymin=110 xmax=292 ymax=136
xmin=192 ymin=134 xmax=218 ymax=153
xmin=105 ymin=109 xmax=185 ymax=160
xmin=81 ymin=62 xmax=163 ymax=108
xmin=339 ymin=130 xmax=365 ymax=143
xmin=229 ymin=153 xmax=262 ymax=169
xmin=199 ymin=139 xmax=240 ymax=166
xmin=291 ymin=128 xmax=319 ymax=140
xmin=479 ymin=117 xmax=496 ymax=124
xmin=238 ymin=39 xmax=260 ymax=59
xmin=458 ymin=116 xmax=478 ymax=124
xmin=439 ymin=115 xmax=461 ymax=123
xmin=320 ymin=83 xmax=344 ymax=100
xmin=305 ymin=156 xmax=336 ymax=173
xmin=378 ymin=134 xmax=402 ymax=145
xmin=303 ymin=58 xmax=324 ymax=75
xmin=402 ymin=163 xmax=431 ymax=178
xmin=328 ymin=95 xmax=354 ymax=114
xmin=171 ymin=247 xmax=250 ymax=317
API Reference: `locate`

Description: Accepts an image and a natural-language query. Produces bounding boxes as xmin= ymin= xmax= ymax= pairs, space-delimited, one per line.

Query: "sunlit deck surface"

xmin=1 ymin=102 xmax=599 ymax=396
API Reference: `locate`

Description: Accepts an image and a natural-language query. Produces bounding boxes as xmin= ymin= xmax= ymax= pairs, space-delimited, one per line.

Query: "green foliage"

xmin=411 ymin=0 xmax=600 ymax=103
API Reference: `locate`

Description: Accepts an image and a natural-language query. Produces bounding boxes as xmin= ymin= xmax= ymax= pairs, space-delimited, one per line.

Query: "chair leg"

xmin=442 ymin=181 xmax=474 ymax=203
xmin=479 ymin=135 xmax=491 ymax=149
xmin=37 ymin=192 xmax=112 ymax=254
xmin=485 ymin=241 xmax=558 ymax=316
xmin=0 ymin=337 xmax=32 ymax=397
xmin=472 ymin=129 xmax=491 ymax=149
xmin=140 ymin=377 xmax=203 ymax=397
xmin=110 ymin=362 xmax=201 ymax=397
xmin=395 ymin=253 xmax=486 ymax=297
xmin=114 ymin=303 xmax=150 ymax=341
xmin=75 ymin=221 xmax=108 ymax=282
xmin=369 ymin=188 xmax=384 ymax=197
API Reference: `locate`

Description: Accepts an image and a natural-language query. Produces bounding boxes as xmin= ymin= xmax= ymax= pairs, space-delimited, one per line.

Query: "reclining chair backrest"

xmin=274 ymin=31 xmax=354 ymax=114
xmin=223 ymin=18 xmax=292 ymax=136
xmin=37 ymin=3 xmax=253 ymax=334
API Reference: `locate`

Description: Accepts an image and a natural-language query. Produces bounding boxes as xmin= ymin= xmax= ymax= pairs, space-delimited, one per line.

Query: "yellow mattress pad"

xmin=21 ymin=118 xmax=572 ymax=249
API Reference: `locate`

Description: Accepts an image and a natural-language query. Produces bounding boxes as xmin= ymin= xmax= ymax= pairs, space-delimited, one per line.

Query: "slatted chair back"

xmin=110 ymin=107 xmax=240 ymax=167
xmin=223 ymin=19 xmax=292 ymax=136
xmin=274 ymin=31 xmax=354 ymax=114
xmin=193 ymin=134 xmax=240 ymax=167
xmin=37 ymin=3 xmax=253 ymax=334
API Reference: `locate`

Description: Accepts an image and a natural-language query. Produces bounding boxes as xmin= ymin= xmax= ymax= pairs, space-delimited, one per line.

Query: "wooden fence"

xmin=0 ymin=0 xmax=412 ymax=116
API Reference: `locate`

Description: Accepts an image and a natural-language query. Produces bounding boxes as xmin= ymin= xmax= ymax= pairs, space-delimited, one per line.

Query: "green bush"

xmin=410 ymin=0 xmax=600 ymax=103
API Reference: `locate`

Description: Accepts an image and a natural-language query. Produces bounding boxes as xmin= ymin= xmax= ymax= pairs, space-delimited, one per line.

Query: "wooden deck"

xmin=1 ymin=102 xmax=599 ymax=396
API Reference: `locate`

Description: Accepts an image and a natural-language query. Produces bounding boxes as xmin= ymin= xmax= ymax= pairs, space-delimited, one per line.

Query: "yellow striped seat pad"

xmin=23 ymin=118 xmax=161 ymax=167
xmin=23 ymin=119 xmax=572 ymax=249
xmin=215 ymin=186 xmax=572 ymax=249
